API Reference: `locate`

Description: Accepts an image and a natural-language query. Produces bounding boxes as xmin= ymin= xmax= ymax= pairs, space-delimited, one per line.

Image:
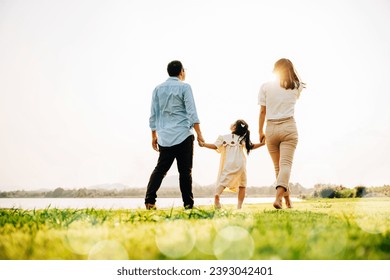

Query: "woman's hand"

xmin=260 ymin=132 xmax=266 ymax=145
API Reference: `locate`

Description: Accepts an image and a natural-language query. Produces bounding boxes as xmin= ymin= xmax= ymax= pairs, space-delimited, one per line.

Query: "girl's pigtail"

xmin=244 ymin=130 xmax=254 ymax=155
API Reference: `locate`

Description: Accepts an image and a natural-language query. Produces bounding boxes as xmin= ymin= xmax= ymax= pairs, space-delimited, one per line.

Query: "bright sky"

xmin=1 ymin=0 xmax=390 ymax=191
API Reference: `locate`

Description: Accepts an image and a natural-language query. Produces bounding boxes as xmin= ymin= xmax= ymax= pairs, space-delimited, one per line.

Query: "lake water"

xmin=0 ymin=197 xmax=300 ymax=210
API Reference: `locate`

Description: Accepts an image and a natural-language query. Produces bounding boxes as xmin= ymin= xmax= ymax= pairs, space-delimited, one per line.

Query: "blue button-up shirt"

xmin=149 ymin=77 xmax=200 ymax=147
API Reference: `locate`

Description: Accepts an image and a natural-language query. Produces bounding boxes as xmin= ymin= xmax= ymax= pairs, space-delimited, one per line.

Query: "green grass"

xmin=1 ymin=197 xmax=389 ymax=260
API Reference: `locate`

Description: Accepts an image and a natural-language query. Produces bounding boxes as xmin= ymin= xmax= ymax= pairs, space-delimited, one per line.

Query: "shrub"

xmin=355 ymin=186 xmax=367 ymax=198
xmin=335 ymin=188 xmax=355 ymax=198
xmin=312 ymin=185 xmax=356 ymax=198
xmin=313 ymin=187 xmax=335 ymax=198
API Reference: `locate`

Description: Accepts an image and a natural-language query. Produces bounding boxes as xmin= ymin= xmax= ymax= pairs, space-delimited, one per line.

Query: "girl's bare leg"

xmin=273 ymin=186 xmax=285 ymax=209
xmin=237 ymin=186 xmax=245 ymax=209
xmin=214 ymin=186 xmax=224 ymax=209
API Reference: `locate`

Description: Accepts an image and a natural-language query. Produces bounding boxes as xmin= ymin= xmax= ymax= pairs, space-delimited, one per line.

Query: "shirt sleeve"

xmin=149 ymin=88 xmax=158 ymax=130
xmin=258 ymin=84 xmax=266 ymax=106
xmin=183 ymin=84 xmax=200 ymax=125
xmin=214 ymin=135 xmax=224 ymax=148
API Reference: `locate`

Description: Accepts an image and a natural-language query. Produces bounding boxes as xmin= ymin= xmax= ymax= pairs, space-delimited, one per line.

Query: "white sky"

xmin=1 ymin=0 xmax=390 ymax=191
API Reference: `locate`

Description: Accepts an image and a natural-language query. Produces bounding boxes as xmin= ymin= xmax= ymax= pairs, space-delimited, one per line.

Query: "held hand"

xmin=198 ymin=140 xmax=205 ymax=147
xmin=197 ymin=135 xmax=205 ymax=146
xmin=260 ymin=132 xmax=266 ymax=145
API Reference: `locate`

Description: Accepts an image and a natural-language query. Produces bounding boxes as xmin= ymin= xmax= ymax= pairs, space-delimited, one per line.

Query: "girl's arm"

xmin=252 ymin=142 xmax=265 ymax=150
xmin=200 ymin=142 xmax=218 ymax=150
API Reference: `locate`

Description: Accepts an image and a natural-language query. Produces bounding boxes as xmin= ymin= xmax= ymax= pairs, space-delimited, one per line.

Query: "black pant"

xmin=145 ymin=135 xmax=194 ymax=208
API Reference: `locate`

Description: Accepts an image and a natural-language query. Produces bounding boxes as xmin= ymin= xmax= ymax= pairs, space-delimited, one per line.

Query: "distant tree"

xmin=76 ymin=188 xmax=88 ymax=198
xmin=52 ymin=187 xmax=65 ymax=198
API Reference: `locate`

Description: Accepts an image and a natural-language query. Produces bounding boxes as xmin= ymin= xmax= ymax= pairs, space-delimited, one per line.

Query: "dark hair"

xmin=232 ymin=119 xmax=254 ymax=154
xmin=273 ymin=58 xmax=302 ymax=90
xmin=167 ymin=60 xmax=183 ymax=77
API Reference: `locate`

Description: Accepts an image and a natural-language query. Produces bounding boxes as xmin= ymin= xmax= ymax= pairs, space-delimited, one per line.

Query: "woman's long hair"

xmin=232 ymin=119 xmax=254 ymax=154
xmin=273 ymin=58 xmax=303 ymax=90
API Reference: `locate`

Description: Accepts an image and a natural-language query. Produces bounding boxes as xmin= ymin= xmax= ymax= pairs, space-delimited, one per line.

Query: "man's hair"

xmin=167 ymin=60 xmax=183 ymax=77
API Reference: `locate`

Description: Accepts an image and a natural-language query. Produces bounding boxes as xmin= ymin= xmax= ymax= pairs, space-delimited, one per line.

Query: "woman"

xmin=258 ymin=58 xmax=305 ymax=209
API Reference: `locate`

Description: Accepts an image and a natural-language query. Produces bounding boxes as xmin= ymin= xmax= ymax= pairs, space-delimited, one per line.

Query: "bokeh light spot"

xmin=64 ymin=221 xmax=108 ymax=255
xmin=155 ymin=221 xmax=196 ymax=259
xmin=213 ymin=225 xmax=254 ymax=260
xmin=88 ymin=240 xmax=128 ymax=260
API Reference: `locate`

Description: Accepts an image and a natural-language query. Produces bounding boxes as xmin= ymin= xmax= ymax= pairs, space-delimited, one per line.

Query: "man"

xmin=145 ymin=60 xmax=204 ymax=210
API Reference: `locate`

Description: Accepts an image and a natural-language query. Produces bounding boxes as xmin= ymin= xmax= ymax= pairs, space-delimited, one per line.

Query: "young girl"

xmin=199 ymin=119 xmax=264 ymax=209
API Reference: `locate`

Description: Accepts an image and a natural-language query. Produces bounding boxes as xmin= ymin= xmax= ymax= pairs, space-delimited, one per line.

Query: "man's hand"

xmin=197 ymin=135 xmax=205 ymax=147
xmin=193 ymin=123 xmax=205 ymax=147
xmin=152 ymin=137 xmax=158 ymax=151
xmin=151 ymin=130 xmax=159 ymax=151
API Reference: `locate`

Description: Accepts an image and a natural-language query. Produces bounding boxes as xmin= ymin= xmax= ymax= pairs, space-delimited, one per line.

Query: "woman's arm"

xmin=259 ymin=105 xmax=267 ymax=144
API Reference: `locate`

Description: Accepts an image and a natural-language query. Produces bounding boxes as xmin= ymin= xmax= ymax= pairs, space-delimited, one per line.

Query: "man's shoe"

xmin=145 ymin=203 xmax=156 ymax=210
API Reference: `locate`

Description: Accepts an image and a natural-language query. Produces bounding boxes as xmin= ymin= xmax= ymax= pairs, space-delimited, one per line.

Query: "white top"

xmin=213 ymin=134 xmax=247 ymax=191
xmin=258 ymin=80 xmax=303 ymax=120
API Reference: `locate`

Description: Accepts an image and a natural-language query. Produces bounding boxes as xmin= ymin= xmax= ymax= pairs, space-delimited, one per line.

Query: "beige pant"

xmin=265 ymin=117 xmax=298 ymax=192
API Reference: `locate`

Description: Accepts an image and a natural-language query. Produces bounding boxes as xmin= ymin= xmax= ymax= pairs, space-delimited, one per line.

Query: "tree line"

xmin=1 ymin=183 xmax=388 ymax=199
xmin=0 ymin=183 xmax=309 ymax=198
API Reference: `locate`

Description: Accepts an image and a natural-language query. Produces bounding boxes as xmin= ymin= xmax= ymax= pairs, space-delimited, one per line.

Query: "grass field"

xmin=0 ymin=197 xmax=389 ymax=260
